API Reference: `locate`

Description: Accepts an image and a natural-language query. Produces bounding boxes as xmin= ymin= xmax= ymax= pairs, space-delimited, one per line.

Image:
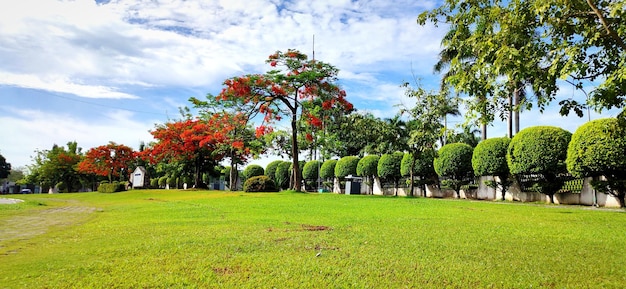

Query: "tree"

xmin=418 ymin=0 xmax=626 ymax=121
xmin=334 ymin=156 xmax=360 ymax=179
xmin=356 ymin=155 xmax=380 ymax=195
xmin=302 ymin=160 xmax=321 ymax=191
xmin=0 ymin=153 xmax=10 ymax=179
xmin=320 ymin=112 xmax=386 ymax=158
xmin=77 ymin=142 xmax=135 ymax=183
xmin=25 ymin=142 xmax=83 ymax=192
xmin=143 ymin=114 xmax=243 ymax=189
xmin=434 ymin=143 xmax=474 ymax=198
xmin=190 ymin=97 xmax=267 ymax=191
xmin=243 ymin=164 xmax=264 ymax=180
xmin=567 ymin=118 xmax=626 ymax=208
xmin=377 ymin=152 xmax=404 ymax=196
xmin=472 ymin=137 xmax=512 ymax=200
xmin=507 ymin=126 xmax=572 ymax=203
xmin=217 ymin=49 xmax=353 ymax=191
xmin=401 ymin=151 xmax=436 ymax=197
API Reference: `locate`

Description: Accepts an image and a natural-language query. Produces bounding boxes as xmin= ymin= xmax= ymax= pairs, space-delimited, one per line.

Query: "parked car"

xmin=20 ymin=188 xmax=32 ymax=194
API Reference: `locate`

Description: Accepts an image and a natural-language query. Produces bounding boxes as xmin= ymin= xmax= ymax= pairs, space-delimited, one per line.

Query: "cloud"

xmin=0 ymin=107 xmax=155 ymax=167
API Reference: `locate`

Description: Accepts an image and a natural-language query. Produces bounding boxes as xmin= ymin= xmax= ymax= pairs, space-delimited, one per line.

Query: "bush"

xmin=243 ymin=164 xmax=265 ymax=179
xmin=567 ymin=118 xmax=626 ymax=207
xmin=507 ymin=126 xmax=571 ymax=203
xmin=275 ymin=161 xmax=292 ymax=190
xmin=434 ymin=143 xmax=474 ymax=198
xmin=377 ymin=152 xmax=404 ymax=195
xmin=320 ymin=159 xmax=338 ymax=179
xmin=472 ymin=137 xmax=512 ymax=200
xmin=401 ymin=151 xmax=437 ymax=196
xmin=167 ymin=175 xmax=177 ymax=188
xmin=158 ymin=176 xmax=167 ymax=188
xmin=150 ymin=178 xmax=159 ymax=188
xmin=265 ymin=160 xmax=283 ymax=184
xmin=98 ymin=182 xmax=124 ymax=193
xmin=243 ymin=175 xmax=277 ymax=192
xmin=334 ymin=156 xmax=360 ymax=178
xmin=302 ymin=160 xmax=321 ymax=180
xmin=356 ymin=155 xmax=379 ymax=177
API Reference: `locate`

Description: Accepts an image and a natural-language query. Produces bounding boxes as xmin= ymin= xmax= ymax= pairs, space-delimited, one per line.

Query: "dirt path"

xmin=0 ymin=205 xmax=97 ymax=255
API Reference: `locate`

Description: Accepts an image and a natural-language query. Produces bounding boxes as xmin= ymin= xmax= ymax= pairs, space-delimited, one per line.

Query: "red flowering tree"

xmin=143 ymin=113 xmax=250 ymax=188
xmin=77 ymin=142 xmax=135 ymax=183
xmin=190 ymin=97 xmax=267 ymax=190
xmin=217 ymin=49 xmax=353 ymax=190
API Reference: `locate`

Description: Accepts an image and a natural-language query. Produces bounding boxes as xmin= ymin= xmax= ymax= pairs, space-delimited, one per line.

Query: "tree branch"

xmin=586 ymin=0 xmax=626 ymax=51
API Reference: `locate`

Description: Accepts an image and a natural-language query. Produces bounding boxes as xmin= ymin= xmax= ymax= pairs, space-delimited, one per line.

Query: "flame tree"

xmin=77 ymin=142 xmax=135 ymax=183
xmin=217 ymin=49 xmax=353 ymax=190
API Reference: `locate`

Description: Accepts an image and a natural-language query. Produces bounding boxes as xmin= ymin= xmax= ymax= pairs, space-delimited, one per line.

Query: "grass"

xmin=1 ymin=190 xmax=625 ymax=288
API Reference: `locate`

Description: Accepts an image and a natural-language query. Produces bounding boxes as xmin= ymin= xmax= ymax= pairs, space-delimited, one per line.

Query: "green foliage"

xmin=472 ymin=137 xmax=511 ymax=177
xmin=167 ymin=175 xmax=177 ymax=188
xmin=243 ymin=165 xmax=264 ymax=179
xmin=158 ymin=176 xmax=167 ymax=188
xmin=356 ymin=155 xmax=379 ymax=177
xmin=507 ymin=126 xmax=571 ymax=176
xmin=97 ymin=182 xmax=124 ymax=193
xmin=0 ymin=153 xmax=10 ymax=179
xmin=334 ymin=156 xmax=360 ymax=178
xmin=320 ymin=159 xmax=338 ymax=179
xmin=265 ymin=160 xmax=283 ymax=184
xmin=302 ymin=160 xmax=321 ymax=180
xmin=567 ymin=118 xmax=626 ymax=207
xmin=434 ymin=143 xmax=474 ymax=180
xmin=150 ymin=178 xmax=159 ymax=188
xmin=434 ymin=143 xmax=474 ymax=197
xmin=507 ymin=126 xmax=571 ymax=202
xmin=243 ymin=175 xmax=277 ymax=192
xmin=377 ymin=152 xmax=404 ymax=185
xmin=275 ymin=161 xmax=292 ymax=190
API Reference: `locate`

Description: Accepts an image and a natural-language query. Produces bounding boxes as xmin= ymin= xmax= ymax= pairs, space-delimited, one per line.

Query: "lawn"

xmin=1 ymin=190 xmax=625 ymax=288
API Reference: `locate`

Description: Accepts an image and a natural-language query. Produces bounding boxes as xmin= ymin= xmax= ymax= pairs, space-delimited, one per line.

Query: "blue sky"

xmin=0 ymin=0 xmax=617 ymax=169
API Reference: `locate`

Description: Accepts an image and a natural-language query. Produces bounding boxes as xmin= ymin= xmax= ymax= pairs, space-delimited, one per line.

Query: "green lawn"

xmin=1 ymin=190 xmax=625 ymax=288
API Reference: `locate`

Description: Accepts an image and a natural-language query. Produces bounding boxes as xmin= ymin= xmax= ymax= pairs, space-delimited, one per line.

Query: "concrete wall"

xmin=329 ymin=175 xmax=623 ymax=208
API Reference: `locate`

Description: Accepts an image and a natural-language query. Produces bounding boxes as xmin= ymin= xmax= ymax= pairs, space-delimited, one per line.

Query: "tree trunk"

xmin=409 ymin=156 xmax=417 ymax=197
xmin=548 ymin=193 xmax=555 ymax=204
xmin=508 ymin=95 xmax=513 ymax=138
xmin=290 ymin=112 xmax=301 ymax=191
xmin=481 ymin=123 xmax=487 ymax=141
xmin=514 ymin=88 xmax=520 ymax=134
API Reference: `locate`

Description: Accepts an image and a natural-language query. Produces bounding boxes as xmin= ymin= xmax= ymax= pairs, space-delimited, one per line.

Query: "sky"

xmin=0 ymin=0 xmax=619 ymax=170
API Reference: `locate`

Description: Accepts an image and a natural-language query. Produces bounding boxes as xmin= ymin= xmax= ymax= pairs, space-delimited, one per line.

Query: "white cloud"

xmin=0 ymin=107 xmax=155 ymax=167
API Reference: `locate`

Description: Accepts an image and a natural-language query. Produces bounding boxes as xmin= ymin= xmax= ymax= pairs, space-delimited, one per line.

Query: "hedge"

xmin=243 ymin=164 xmax=265 ymax=179
xmin=434 ymin=143 xmax=474 ymax=198
xmin=303 ymin=160 xmax=321 ymax=180
xmin=320 ymin=159 xmax=338 ymax=179
xmin=356 ymin=155 xmax=379 ymax=177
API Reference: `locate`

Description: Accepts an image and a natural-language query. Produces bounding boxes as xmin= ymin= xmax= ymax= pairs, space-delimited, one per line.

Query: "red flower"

xmin=306 ymin=133 xmax=313 ymax=142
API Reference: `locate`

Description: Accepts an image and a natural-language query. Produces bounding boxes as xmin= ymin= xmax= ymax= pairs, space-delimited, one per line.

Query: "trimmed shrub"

xmin=320 ymin=159 xmax=338 ymax=179
xmin=567 ymin=118 xmax=626 ymax=207
xmin=334 ymin=156 xmax=360 ymax=178
xmin=244 ymin=175 xmax=277 ymax=192
xmin=508 ymin=126 xmax=571 ymax=203
xmin=472 ymin=137 xmax=512 ymax=200
xmin=356 ymin=155 xmax=379 ymax=177
xmin=434 ymin=143 xmax=474 ymax=198
xmin=377 ymin=152 xmax=404 ymax=195
xmin=265 ymin=160 xmax=283 ymax=184
xmin=401 ymin=151 xmax=437 ymax=196
xmin=98 ymin=182 xmax=124 ymax=193
xmin=303 ymin=160 xmax=321 ymax=180
xmin=150 ymin=178 xmax=159 ymax=188
xmin=243 ymin=164 xmax=265 ymax=179
xmin=275 ymin=161 xmax=292 ymax=190
xmin=158 ymin=176 xmax=167 ymax=188
xmin=167 ymin=175 xmax=177 ymax=188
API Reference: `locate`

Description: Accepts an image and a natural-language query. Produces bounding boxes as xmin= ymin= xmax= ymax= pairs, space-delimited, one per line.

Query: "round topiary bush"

xmin=320 ymin=159 xmax=338 ymax=179
xmin=243 ymin=164 xmax=265 ymax=179
xmin=567 ymin=118 xmax=626 ymax=207
xmin=275 ymin=161 xmax=292 ymax=190
xmin=158 ymin=176 xmax=167 ymax=188
xmin=472 ymin=137 xmax=511 ymax=200
xmin=356 ymin=155 xmax=379 ymax=177
xmin=265 ymin=160 xmax=283 ymax=184
xmin=303 ymin=160 xmax=321 ymax=180
xmin=401 ymin=151 xmax=436 ymax=196
xmin=434 ymin=143 xmax=474 ymax=198
xmin=507 ymin=126 xmax=571 ymax=203
xmin=335 ymin=156 xmax=360 ymax=178
xmin=243 ymin=175 xmax=277 ymax=192
xmin=377 ymin=152 xmax=404 ymax=195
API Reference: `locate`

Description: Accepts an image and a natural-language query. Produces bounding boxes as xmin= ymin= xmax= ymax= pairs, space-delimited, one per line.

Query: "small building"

xmin=132 ymin=166 xmax=149 ymax=189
